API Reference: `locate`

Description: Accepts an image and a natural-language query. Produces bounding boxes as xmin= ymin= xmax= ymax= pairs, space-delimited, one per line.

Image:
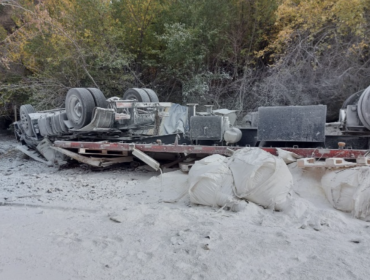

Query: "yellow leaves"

xmin=276 ymin=0 xmax=367 ymax=35
xmin=331 ymin=0 xmax=366 ymax=36
xmin=84 ymin=29 xmax=92 ymax=38
xmin=252 ymin=0 xmax=370 ymax=62
xmin=123 ymin=0 xmax=166 ymax=29
xmin=268 ymin=0 xmax=369 ymax=55
xmin=348 ymin=41 xmax=368 ymax=57
xmin=358 ymin=41 xmax=369 ymax=49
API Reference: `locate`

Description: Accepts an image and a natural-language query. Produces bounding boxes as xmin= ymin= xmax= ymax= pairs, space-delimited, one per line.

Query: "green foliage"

xmin=0 ymin=26 xmax=6 ymax=41
xmin=158 ymin=23 xmax=205 ymax=76
xmin=1 ymin=0 xmax=370 ymax=119
xmin=182 ymin=72 xmax=232 ymax=103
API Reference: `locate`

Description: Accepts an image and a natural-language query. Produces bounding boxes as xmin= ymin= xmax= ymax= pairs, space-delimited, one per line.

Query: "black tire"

xmin=65 ymin=88 xmax=95 ymax=129
xmin=143 ymin=88 xmax=159 ymax=102
xmin=87 ymin=88 xmax=108 ymax=108
xmin=123 ymin=88 xmax=150 ymax=102
xmin=20 ymin=104 xmax=36 ymax=137
xmin=38 ymin=117 xmax=48 ymax=137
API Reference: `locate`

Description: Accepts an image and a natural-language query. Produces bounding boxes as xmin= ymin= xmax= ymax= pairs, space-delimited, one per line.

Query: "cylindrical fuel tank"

xmin=357 ymin=86 xmax=370 ymax=130
xmin=224 ymin=127 xmax=242 ymax=144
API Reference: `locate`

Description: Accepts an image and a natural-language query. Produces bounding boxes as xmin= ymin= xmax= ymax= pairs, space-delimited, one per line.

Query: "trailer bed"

xmin=54 ymin=140 xmax=369 ymax=160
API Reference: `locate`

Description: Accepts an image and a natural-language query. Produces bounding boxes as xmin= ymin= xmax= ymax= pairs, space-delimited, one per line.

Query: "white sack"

xmin=321 ymin=167 xmax=370 ymax=220
xmin=228 ymin=148 xmax=293 ymax=209
xmin=276 ymin=148 xmax=302 ymax=164
xmin=188 ymin=155 xmax=243 ymax=210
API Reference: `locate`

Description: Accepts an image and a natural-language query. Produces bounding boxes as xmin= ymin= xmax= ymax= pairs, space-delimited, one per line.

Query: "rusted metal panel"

xmin=53 ymin=141 xmax=368 ymax=159
xmin=261 ymin=148 xmax=367 ymax=159
xmin=78 ymin=148 xmax=128 ymax=156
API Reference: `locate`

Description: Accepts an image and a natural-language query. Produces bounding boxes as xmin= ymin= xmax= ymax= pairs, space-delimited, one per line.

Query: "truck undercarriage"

xmin=13 ymin=86 xmax=370 ymax=168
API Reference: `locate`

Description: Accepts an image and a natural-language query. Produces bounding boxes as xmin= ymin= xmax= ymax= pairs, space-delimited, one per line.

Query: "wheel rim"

xmin=20 ymin=111 xmax=29 ymax=131
xmin=69 ymin=96 xmax=83 ymax=124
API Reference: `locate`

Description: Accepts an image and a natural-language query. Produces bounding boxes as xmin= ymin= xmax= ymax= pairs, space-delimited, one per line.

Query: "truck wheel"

xmin=20 ymin=104 xmax=36 ymax=137
xmin=123 ymin=88 xmax=150 ymax=102
xmin=65 ymin=88 xmax=95 ymax=129
xmin=143 ymin=88 xmax=159 ymax=102
xmin=87 ymin=88 xmax=108 ymax=108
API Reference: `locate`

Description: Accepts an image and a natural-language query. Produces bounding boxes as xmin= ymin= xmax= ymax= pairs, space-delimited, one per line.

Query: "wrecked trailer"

xmin=12 ymin=86 xmax=370 ymax=168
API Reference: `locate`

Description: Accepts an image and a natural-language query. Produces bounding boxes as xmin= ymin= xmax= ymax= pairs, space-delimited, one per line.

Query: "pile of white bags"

xmin=188 ymin=155 xmax=243 ymax=211
xmin=188 ymin=148 xmax=293 ymax=210
xmin=321 ymin=167 xmax=370 ymax=220
xmin=187 ymin=147 xmax=370 ymax=219
xmin=228 ymin=149 xmax=293 ymax=209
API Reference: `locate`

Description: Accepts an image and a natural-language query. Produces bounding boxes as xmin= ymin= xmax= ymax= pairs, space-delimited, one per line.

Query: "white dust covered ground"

xmin=1 ymin=135 xmax=370 ymax=280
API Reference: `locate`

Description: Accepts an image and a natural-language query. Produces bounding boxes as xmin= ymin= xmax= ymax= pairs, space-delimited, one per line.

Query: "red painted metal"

xmin=54 ymin=141 xmax=369 ymax=159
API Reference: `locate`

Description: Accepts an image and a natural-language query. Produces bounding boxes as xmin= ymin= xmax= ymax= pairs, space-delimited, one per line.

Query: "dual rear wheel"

xmin=122 ymin=88 xmax=159 ymax=102
xmin=65 ymin=87 xmax=159 ymax=129
xmin=20 ymin=87 xmax=159 ymax=136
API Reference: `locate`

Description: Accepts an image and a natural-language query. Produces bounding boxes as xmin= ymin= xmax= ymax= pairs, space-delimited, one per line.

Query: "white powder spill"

xmin=1 ymin=136 xmax=370 ymax=280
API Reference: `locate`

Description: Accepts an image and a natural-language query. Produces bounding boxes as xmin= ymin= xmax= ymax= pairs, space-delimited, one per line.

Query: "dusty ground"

xmin=1 ymin=134 xmax=370 ymax=280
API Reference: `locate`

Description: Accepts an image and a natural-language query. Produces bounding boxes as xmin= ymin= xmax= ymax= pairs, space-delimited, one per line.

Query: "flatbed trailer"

xmin=54 ymin=140 xmax=369 ymax=160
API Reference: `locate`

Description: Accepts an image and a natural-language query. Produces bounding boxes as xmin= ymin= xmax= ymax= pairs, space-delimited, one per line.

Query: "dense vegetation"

xmin=1 ymin=0 xmax=370 ymax=121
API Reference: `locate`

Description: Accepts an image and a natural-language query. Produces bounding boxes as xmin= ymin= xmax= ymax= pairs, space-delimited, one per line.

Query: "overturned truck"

xmin=13 ymin=86 xmax=370 ymax=167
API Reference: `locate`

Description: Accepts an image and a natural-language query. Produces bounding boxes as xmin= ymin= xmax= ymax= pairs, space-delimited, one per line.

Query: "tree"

xmin=0 ymin=0 xmax=133 ymax=113
xmin=256 ymin=0 xmax=370 ymax=120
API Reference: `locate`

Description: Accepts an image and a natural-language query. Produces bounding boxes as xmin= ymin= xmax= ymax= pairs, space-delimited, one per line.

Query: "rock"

xmin=109 ymin=216 xmax=123 ymax=223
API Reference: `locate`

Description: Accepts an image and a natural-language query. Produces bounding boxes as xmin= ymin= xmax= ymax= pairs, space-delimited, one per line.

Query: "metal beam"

xmin=53 ymin=141 xmax=369 ymax=159
xmin=52 ymin=146 xmax=133 ymax=167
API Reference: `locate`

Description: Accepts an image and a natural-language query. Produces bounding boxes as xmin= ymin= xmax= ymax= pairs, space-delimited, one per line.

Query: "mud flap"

xmin=37 ymin=138 xmax=67 ymax=165
xmin=16 ymin=145 xmax=51 ymax=166
xmin=72 ymin=107 xmax=115 ymax=131
xmin=132 ymin=148 xmax=160 ymax=171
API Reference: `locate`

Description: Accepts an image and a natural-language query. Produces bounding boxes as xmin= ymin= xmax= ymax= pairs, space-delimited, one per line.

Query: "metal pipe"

xmin=204 ymin=105 xmax=213 ymax=114
xmin=187 ymin=103 xmax=198 ymax=127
